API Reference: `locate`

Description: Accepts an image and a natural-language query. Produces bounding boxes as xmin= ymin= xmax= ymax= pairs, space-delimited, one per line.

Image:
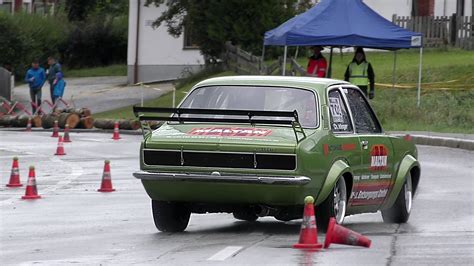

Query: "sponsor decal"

xmin=323 ymin=143 xmax=356 ymax=156
xmin=351 ymin=189 xmax=388 ymax=201
xmin=188 ymin=127 xmax=272 ymax=137
xmin=370 ymin=145 xmax=388 ymax=171
xmin=403 ymin=134 xmax=412 ymax=141
xmin=329 ymin=97 xmax=344 ymax=123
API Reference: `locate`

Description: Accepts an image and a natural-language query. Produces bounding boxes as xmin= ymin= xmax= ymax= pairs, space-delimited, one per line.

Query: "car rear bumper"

xmin=133 ymin=171 xmax=311 ymax=185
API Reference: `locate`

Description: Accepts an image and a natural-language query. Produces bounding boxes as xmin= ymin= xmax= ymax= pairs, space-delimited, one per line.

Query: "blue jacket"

xmin=53 ymin=79 xmax=66 ymax=97
xmin=25 ymin=67 xmax=46 ymax=90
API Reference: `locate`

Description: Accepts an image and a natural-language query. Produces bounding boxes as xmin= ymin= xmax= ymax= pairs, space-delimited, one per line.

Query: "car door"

xmin=326 ymin=87 xmax=362 ymax=179
xmin=342 ymin=87 xmax=394 ymax=209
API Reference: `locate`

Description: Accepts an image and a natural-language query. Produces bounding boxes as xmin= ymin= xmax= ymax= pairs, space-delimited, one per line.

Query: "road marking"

xmin=207 ymin=246 xmax=243 ymax=261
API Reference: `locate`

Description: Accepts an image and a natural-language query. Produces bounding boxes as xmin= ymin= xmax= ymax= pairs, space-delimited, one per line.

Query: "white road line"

xmin=207 ymin=246 xmax=243 ymax=261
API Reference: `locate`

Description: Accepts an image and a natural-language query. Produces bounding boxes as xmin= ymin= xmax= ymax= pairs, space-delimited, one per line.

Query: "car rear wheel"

xmin=382 ymin=173 xmax=412 ymax=223
xmin=152 ymin=200 xmax=191 ymax=232
xmin=316 ymin=177 xmax=347 ymax=232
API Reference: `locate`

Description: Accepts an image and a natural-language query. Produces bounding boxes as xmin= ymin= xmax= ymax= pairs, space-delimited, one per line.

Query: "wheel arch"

xmin=382 ymin=154 xmax=420 ymax=209
xmin=315 ymin=159 xmax=352 ymax=205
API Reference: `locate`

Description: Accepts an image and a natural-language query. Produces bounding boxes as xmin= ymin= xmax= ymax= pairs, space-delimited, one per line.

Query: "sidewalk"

xmin=12 ymin=76 xmax=174 ymax=114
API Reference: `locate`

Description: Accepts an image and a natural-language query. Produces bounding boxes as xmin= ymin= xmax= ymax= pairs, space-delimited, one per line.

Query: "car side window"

xmin=328 ymin=89 xmax=353 ymax=133
xmin=344 ymin=88 xmax=382 ymax=134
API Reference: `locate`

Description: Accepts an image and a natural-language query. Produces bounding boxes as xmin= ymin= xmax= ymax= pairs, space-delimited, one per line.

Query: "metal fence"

xmin=0 ymin=67 xmax=12 ymax=101
xmin=392 ymin=15 xmax=473 ymax=50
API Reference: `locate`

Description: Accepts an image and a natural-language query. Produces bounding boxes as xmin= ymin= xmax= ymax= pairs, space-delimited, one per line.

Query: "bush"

xmin=0 ymin=12 xmax=127 ymax=78
xmin=0 ymin=12 xmax=68 ymax=77
xmin=62 ymin=15 xmax=128 ymax=68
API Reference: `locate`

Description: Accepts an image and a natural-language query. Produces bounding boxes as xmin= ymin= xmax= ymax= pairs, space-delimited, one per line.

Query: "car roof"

xmin=194 ymin=75 xmax=349 ymax=94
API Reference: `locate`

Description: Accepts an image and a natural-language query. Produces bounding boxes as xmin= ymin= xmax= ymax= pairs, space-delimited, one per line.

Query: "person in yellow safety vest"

xmin=344 ymin=47 xmax=375 ymax=99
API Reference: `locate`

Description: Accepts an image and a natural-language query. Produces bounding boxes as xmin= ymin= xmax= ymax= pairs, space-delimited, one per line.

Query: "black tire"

xmin=152 ymin=200 xmax=191 ymax=232
xmin=382 ymin=173 xmax=413 ymax=223
xmin=233 ymin=210 xmax=258 ymax=222
xmin=316 ymin=177 xmax=347 ymax=232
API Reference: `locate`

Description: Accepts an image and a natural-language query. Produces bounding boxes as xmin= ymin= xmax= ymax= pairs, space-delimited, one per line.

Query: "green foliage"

xmin=62 ymin=15 xmax=128 ymax=67
xmin=145 ymin=0 xmax=298 ymax=61
xmin=65 ymin=0 xmax=128 ymax=21
xmin=0 ymin=12 xmax=68 ymax=76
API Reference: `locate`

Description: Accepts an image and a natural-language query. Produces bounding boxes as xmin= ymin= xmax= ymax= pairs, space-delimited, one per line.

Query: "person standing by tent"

xmin=344 ymin=47 xmax=375 ymax=99
xmin=24 ymin=59 xmax=46 ymax=114
xmin=47 ymin=56 xmax=62 ymax=102
xmin=306 ymin=46 xmax=327 ymax=78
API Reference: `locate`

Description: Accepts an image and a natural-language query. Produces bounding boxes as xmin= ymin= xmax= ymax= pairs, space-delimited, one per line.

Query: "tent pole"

xmin=294 ymin=46 xmax=299 ymax=59
xmin=327 ymin=47 xmax=334 ymax=78
xmin=392 ymin=50 xmax=397 ymax=88
xmin=282 ymin=46 xmax=288 ymax=76
xmin=417 ymin=47 xmax=423 ymax=107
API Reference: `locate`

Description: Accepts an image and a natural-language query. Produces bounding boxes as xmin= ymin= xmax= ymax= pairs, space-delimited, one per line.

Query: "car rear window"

xmin=179 ymin=86 xmax=318 ymax=128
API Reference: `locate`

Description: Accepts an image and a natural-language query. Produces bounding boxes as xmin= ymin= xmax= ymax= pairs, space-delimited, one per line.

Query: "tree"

xmin=145 ymin=0 xmax=298 ymax=62
xmin=65 ymin=0 xmax=128 ymax=21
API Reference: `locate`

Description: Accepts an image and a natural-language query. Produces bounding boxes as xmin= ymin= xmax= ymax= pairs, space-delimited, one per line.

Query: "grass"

xmin=63 ymin=64 xmax=127 ymax=78
xmin=94 ymin=49 xmax=474 ymax=133
xmin=294 ymin=48 xmax=474 ymax=89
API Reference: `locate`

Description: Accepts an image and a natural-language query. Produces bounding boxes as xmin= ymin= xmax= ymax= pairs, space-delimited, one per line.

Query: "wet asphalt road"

xmin=0 ymin=131 xmax=473 ymax=265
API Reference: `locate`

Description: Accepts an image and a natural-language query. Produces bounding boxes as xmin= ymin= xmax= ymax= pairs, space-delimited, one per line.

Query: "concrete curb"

xmin=1 ymin=128 xmax=473 ymax=151
xmin=389 ymin=133 xmax=474 ymax=151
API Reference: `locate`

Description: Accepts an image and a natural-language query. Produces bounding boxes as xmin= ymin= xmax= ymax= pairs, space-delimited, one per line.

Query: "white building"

xmin=127 ymin=0 xmax=472 ymax=84
xmin=127 ymin=0 xmax=204 ymax=84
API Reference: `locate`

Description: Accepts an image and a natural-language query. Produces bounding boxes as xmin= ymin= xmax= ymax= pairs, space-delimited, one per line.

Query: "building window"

xmin=183 ymin=20 xmax=199 ymax=49
xmin=0 ymin=1 xmax=13 ymax=14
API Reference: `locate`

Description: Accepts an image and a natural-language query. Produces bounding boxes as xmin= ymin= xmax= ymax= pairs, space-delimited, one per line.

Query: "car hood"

xmin=145 ymin=123 xmax=302 ymax=154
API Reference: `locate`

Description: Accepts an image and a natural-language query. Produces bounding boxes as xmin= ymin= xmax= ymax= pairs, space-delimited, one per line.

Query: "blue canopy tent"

xmin=263 ymin=0 xmax=424 ymax=106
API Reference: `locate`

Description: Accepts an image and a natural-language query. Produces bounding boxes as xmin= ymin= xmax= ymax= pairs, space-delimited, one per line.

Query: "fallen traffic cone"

xmin=324 ymin=218 xmax=371 ymax=249
xmin=112 ymin=121 xmax=121 ymax=140
xmin=25 ymin=118 xmax=32 ymax=132
xmin=293 ymin=196 xmax=323 ymax=250
xmin=54 ymin=135 xmax=66 ymax=155
xmin=6 ymin=157 xmax=22 ymax=187
xmin=63 ymin=124 xmax=71 ymax=143
xmin=21 ymin=166 xmax=41 ymax=199
xmin=51 ymin=120 xmax=59 ymax=137
xmin=98 ymin=160 xmax=115 ymax=192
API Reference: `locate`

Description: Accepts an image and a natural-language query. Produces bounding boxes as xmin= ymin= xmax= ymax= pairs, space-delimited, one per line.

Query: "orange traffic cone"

xmin=51 ymin=120 xmax=59 ymax=137
xmin=54 ymin=135 xmax=66 ymax=155
xmin=6 ymin=157 xmax=22 ymax=187
xmin=63 ymin=124 xmax=71 ymax=143
xmin=293 ymin=196 xmax=323 ymax=250
xmin=98 ymin=160 xmax=115 ymax=192
xmin=112 ymin=121 xmax=121 ymax=140
xmin=21 ymin=166 xmax=41 ymax=199
xmin=324 ymin=218 xmax=371 ymax=249
xmin=25 ymin=118 xmax=32 ymax=132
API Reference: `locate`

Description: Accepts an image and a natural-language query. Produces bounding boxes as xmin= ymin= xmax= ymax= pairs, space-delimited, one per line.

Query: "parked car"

xmin=133 ymin=76 xmax=421 ymax=232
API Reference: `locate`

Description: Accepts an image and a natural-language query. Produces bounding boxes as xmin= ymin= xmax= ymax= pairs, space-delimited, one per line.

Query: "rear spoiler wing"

xmin=132 ymin=106 xmax=306 ymax=142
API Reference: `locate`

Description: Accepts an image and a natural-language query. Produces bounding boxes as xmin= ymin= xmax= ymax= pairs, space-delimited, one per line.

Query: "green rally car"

xmin=133 ymin=76 xmax=420 ymax=232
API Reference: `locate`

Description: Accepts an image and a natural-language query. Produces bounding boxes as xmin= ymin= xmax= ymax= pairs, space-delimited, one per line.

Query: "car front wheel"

xmin=382 ymin=173 xmax=413 ymax=223
xmin=152 ymin=200 xmax=191 ymax=232
xmin=316 ymin=177 xmax=347 ymax=232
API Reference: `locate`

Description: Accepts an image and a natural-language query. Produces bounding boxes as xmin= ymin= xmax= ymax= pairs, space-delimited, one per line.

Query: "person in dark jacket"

xmin=344 ymin=47 xmax=375 ymax=99
xmin=24 ymin=59 xmax=46 ymax=114
xmin=47 ymin=56 xmax=62 ymax=102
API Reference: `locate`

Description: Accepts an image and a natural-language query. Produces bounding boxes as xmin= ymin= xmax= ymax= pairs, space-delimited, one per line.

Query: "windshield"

xmin=179 ymin=86 xmax=318 ymax=128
